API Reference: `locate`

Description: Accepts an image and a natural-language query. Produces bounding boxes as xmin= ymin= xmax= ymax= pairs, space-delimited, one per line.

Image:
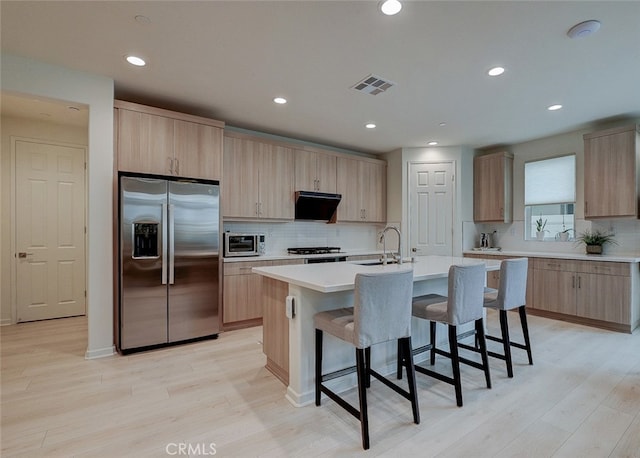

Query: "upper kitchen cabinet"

xmin=294 ymin=149 xmax=337 ymax=193
xmin=336 ymin=156 xmax=386 ymax=223
xmin=114 ymin=100 xmax=224 ymax=180
xmin=473 ymin=151 xmax=513 ymax=223
xmin=223 ymin=133 xmax=294 ymax=220
xmin=583 ymin=124 xmax=640 ymax=219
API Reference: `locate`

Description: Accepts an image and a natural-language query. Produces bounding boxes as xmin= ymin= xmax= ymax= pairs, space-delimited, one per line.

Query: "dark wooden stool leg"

xmin=430 ymin=321 xmax=437 ymax=365
xmin=519 ymin=305 xmax=533 ymax=365
xmin=401 ymin=337 xmax=420 ymax=424
xmin=476 ymin=318 xmax=492 ymax=389
xmin=448 ymin=325 xmax=463 ymax=407
xmin=356 ymin=348 xmax=370 ymax=450
xmin=315 ymin=329 xmax=323 ymax=406
xmin=396 ymin=339 xmax=403 ymax=380
xmin=365 ymin=347 xmax=371 ymax=388
xmin=499 ymin=310 xmax=513 ymax=378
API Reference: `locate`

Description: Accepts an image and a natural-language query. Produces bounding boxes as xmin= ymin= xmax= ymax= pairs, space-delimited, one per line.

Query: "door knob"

xmin=411 ymin=248 xmax=417 ymax=252
xmin=18 ymin=252 xmax=33 ymax=258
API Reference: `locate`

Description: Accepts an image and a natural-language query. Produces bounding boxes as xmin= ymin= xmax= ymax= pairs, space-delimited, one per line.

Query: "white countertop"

xmin=464 ymin=250 xmax=640 ymax=263
xmin=253 ymin=255 xmax=502 ymax=293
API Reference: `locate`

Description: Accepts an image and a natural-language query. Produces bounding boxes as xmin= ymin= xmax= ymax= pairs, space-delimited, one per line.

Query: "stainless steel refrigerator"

xmin=119 ymin=175 xmax=220 ymax=351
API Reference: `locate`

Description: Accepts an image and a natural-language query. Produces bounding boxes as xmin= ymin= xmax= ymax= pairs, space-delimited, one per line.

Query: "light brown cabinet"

xmin=294 ymin=150 xmax=337 ymax=193
xmin=473 ymin=151 xmax=513 ymax=223
xmin=531 ymin=258 xmax=631 ymax=330
xmin=223 ymin=133 xmax=294 ymax=220
xmin=583 ymin=124 xmax=640 ymax=219
xmin=114 ymin=100 xmax=223 ymax=180
xmin=222 ymin=258 xmax=303 ymax=330
xmin=336 ymin=156 xmax=386 ymax=223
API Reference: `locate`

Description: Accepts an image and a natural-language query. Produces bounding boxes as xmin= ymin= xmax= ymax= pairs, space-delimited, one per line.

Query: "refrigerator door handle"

xmin=162 ymin=203 xmax=168 ymax=285
xmin=169 ymin=204 xmax=175 ymax=285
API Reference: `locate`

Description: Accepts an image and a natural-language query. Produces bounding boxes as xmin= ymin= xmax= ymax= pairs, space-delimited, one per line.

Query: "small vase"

xmin=559 ymin=232 xmax=569 ymax=242
xmin=586 ymin=244 xmax=602 ymax=254
xmin=536 ymin=231 xmax=545 ymax=241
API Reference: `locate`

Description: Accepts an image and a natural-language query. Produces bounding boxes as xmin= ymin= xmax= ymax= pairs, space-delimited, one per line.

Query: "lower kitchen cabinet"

xmin=222 ymin=259 xmax=303 ymax=330
xmin=531 ymin=258 xmax=632 ymax=332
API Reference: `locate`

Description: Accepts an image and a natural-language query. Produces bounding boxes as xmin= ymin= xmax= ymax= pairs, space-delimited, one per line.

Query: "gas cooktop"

xmin=287 ymin=247 xmax=342 ymax=255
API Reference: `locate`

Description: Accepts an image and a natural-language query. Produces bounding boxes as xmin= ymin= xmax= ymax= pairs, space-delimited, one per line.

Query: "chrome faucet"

xmin=379 ymin=226 xmax=403 ymax=265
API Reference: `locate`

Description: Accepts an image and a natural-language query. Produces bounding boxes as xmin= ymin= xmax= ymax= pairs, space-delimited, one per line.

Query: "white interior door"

xmin=15 ymin=140 xmax=86 ymax=322
xmin=408 ymin=161 xmax=454 ymax=256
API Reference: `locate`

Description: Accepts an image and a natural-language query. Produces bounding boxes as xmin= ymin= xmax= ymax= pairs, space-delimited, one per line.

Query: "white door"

xmin=15 ymin=140 xmax=86 ymax=322
xmin=408 ymin=162 xmax=454 ymax=256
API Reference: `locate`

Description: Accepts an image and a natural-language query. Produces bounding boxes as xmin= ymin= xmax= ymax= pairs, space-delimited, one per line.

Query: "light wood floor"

xmin=1 ymin=311 xmax=639 ymax=457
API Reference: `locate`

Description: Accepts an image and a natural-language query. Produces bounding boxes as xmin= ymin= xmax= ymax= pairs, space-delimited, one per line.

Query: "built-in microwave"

xmin=223 ymin=232 xmax=266 ymax=257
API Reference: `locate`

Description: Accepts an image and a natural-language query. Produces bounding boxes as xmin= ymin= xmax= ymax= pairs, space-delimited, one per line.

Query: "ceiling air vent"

xmin=351 ymin=74 xmax=395 ymax=95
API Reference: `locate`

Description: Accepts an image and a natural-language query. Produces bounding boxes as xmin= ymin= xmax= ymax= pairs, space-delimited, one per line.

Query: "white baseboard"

xmin=0 ymin=318 xmax=14 ymax=326
xmin=85 ymin=345 xmax=116 ymax=359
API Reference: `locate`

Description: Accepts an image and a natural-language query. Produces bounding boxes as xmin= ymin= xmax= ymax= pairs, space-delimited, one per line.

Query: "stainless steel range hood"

xmin=294 ymin=191 xmax=341 ymax=223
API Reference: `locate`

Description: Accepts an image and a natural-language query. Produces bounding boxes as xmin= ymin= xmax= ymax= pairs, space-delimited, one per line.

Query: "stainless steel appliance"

xmin=287 ymin=247 xmax=347 ymax=263
xmin=119 ymin=175 xmax=220 ymax=351
xmin=223 ymin=232 xmax=266 ymax=257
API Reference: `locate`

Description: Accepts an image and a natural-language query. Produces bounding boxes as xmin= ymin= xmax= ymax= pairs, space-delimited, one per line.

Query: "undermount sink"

xmin=355 ymin=259 xmax=399 ymax=266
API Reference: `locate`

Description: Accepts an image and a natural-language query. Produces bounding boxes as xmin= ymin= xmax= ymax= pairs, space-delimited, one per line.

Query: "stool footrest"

xmin=414 ymin=364 xmax=454 ymax=385
xmin=370 ymin=369 xmax=413 ymax=401
xmin=320 ymin=385 xmax=360 ymax=419
xmin=486 ymin=334 xmax=528 ymax=351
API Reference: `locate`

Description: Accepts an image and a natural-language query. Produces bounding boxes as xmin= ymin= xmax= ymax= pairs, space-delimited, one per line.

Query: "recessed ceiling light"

xmin=567 ymin=20 xmax=601 ymax=39
xmin=134 ymin=15 xmax=151 ymax=24
xmin=548 ymin=104 xmax=563 ymax=111
xmin=67 ymin=106 xmax=80 ymax=111
xmin=365 ymin=123 xmax=376 ymax=129
xmin=488 ymin=66 xmax=505 ymax=77
xmin=428 ymin=141 xmax=438 ymax=146
xmin=439 ymin=122 xmax=447 ymax=127
xmin=273 ymin=97 xmax=287 ymax=104
xmin=380 ymin=0 xmax=402 ymax=16
xmin=125 ymin=55 xmax=146 ymax=67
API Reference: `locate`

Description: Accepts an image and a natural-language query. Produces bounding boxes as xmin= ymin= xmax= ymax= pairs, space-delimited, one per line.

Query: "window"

xmin=524 ymin=155 xmax=576 ymax=241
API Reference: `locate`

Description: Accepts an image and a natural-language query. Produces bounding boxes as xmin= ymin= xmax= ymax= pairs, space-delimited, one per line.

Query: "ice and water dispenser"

xmin=133 ymin=222 xmax=159 ymax=259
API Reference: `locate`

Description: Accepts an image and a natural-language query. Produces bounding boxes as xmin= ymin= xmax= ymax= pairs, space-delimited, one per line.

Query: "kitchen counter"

xmin=223 ymin=249 xmax=384 ymax=263
xmin=254 ymin=255 xmax=501 ymax=293
xmin=463 ymin=250 xmax=640 ymax=263
xmin=253 ymin=255 xmax=501 ymax=406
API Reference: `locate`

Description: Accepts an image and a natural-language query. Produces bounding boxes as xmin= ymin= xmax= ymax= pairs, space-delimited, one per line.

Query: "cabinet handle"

xmin=168 ymin=157 xmax=174 ymax=174
xmin=578 ymin=276 xmax=581 ymax=289
xmin=259 ymin=202 xmax=263 ymax=216
xmin=255 ymin=202 xmax=259 ymax=216
xmin=500 ymin=208 xmax=504 ymax=217
xmin=175 ymin=159 xmax=179 ymax=175
xmin=585 ymin=201 xmax=588 ymax=215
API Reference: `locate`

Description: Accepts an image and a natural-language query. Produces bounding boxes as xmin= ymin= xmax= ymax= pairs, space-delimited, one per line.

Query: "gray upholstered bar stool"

xmin=483 ymin=257 xmax=533 ymax=378
xmin=314 ymin=269 xmax=419 ymax=450
xmin=401 ymin=263 xmax=491 ymax=407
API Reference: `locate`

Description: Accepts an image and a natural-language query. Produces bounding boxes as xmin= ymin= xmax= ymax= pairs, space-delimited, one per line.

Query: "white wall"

xmin=1 ymin=54 xmax=115 ymax=358
xmin=0 ymin=116 xmax=88 ymax=325
xmin=476 ymin=122 xmax=640 ymax=256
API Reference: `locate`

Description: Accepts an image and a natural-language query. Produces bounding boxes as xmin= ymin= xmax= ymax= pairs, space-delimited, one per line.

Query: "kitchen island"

xmin=253 ymin=255 xmax=501 ymax=407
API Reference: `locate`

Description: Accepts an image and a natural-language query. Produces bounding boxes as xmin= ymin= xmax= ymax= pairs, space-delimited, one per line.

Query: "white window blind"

xmin=524 ymin=155 xmax=575 ymax=205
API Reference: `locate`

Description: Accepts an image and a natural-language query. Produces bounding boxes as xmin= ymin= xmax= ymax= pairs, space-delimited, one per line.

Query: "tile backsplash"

xmin=223 ymin=221 xmax=385 ymax=255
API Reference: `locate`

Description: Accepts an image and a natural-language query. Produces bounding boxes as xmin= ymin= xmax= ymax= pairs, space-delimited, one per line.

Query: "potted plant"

xmin=535 ymin=217 xmax=547 ymax=241
xmin=557 ymin=227 xmax=573 ymax=242
xmin=575 ymin=229 xmax=617 ymax=254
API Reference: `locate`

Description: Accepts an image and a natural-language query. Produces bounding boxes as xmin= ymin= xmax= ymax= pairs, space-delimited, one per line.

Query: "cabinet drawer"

xmin=272 ymin=259 xmax=305 ymax=267
xmin=532 ymin=258 xmax=574 ymax=271
xmin=224 ymin=260 xmax=273 ymax=276
xmin=584 ymin=261 xmax=629 ymax=277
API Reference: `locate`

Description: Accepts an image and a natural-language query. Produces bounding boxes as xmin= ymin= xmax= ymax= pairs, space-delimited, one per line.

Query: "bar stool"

xmin=314 ymin=270 xmax=419 ymax=450
xmin=400 ymin=263 xmax=491 ymax=407
xmin=483 ymin=258 xmax=533 ymax=377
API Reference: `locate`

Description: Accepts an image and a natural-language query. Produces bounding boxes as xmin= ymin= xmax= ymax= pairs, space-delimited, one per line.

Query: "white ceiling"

xmin=2 ymin=1 xmax=639 ymax=154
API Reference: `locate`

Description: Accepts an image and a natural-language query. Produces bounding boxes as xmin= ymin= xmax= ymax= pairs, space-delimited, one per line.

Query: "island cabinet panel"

xmin=473 ymin=151 xmax=513 ymax=223
xmin=336 ymin=156 xmax=386 ymax=223
xmin=263 ymin=277 xmax=291 ymax=385
xmin=223 ymin=133 xmax=294 ymax=220
xmin=530 ymin=257 xmax=633 ymax=332
xmin=294 ymin=149 xmax=337 ymax=193
xmin=115 ymin=100 xmax=223 ymax=179
xmin=584 ymin=124 xmax=639 ymax=219
xmin=223 ymin=259 xmax=303 ymax=331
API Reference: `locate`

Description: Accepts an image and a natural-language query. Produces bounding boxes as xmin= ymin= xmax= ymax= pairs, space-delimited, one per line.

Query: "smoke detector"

xmin=567 ymin=20 xmax=601 ymax=39
xmin=352 ymin=74 xmax=395 ymax=95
